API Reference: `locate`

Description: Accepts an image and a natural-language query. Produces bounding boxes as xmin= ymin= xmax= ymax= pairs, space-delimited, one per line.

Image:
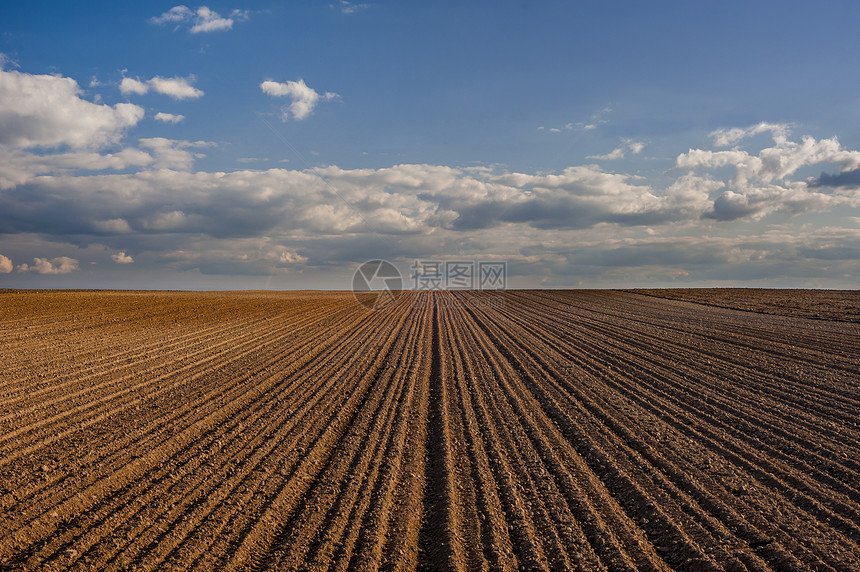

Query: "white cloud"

xmin=122 ymin=76 xmax=203 ymax=99
xmin=151 ymin=5 xmax=248 ymax=33
xmin=119 ymin=77 xmax=149 ymax=95
xmin=261 ymin=79 xmax=339 ymax=120
xmin=16 ymin=257 xmax=79 ymax=274
xmin=0 ymin=254 xmax=12 ymax=273
xmin=154 ymin=112 xmax=185 ymax=123
xmin=190 ymin=6 xmax=233 ymax=33
xmin=587 ymin=148 xmax=624 ymax=160
xmin=150 ymin=76 xmax=203 ymax=99
xmin=0 ymin=69 xmax=143 ymax=149
xmin=111 ymin=251 xmax=134 ymax=264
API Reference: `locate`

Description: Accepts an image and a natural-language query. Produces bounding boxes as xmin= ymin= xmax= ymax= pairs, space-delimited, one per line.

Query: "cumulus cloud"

xmin=16 ymin=256 xmax=79 ymax=274
xmin=0 ymin=254 xmax=12 ymax=273
xmin=154 ymin=112 xmax=185 ymax=123
xmin=149 ymin=76 xmax=204 ymax=99
xmin=120 ymin=75 xmax=203 ymax=99
xmin=261 ymin=79 xmax=339 ymax=120
xmin=0 ymin=69 xmax=143 ymax=149
xmin=151 ymin=6 xmax=249 ymax=33
xmin=677 ymin=130 xmax=860 ymax=220
xmin=111 ymin=251 xmax=134 ymax=264
xmin=119 ymin=77 xmax=149 ymax=95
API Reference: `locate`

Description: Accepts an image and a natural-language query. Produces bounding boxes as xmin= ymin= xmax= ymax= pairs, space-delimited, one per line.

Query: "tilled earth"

xmin=0 ymin=289 xmax=858 ymax=571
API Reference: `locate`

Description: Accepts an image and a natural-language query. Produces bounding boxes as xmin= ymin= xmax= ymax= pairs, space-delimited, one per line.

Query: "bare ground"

xmin=0 ymin=289 xmax=858 ymax=571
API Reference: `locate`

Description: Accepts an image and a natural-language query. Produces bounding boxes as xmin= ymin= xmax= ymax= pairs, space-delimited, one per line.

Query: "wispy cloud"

xmin=261 ymin=79 xmax=339 ymax=120
xmin=539 ymin=107 xmax=612 ymax=133
xmin=587 ymin=148 xmax=624 ymax=160
xmin=150 ymin=5 xmax=194 ymax=25
xmin=624 ymin=139 xmax=645 ymax=154
xmin=332 ymin=1 xmax=372 ymax=14
xmin=710 ymin=122 xmax=790 ymax=147
xmin=0 ymin=52 xmax=19 ymax=70
xmin=150 ymin=5 xmax=249 ymax=33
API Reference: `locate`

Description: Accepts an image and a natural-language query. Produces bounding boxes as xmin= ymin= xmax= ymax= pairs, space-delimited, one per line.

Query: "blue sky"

xmin=2 ymin=1 xmax=860 ymax=289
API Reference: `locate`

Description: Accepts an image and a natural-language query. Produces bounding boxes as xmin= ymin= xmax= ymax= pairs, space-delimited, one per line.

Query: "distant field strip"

xmin=0 ymin=290 xmax=858 ymax=570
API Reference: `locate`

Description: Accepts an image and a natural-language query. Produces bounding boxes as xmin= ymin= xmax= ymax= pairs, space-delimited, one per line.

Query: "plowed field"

xmin=1 ymin=289 xmax=858 ymax=571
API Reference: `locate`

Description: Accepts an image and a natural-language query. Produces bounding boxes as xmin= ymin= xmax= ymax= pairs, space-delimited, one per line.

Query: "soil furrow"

xmin=2 ymin=289 xmax=858 ymax=571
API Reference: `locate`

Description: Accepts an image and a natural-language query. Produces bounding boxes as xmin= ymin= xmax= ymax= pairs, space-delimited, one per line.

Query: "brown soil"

xmin=626 ymin=288 xmax=860 ymax=323
xmin=0 ymin=289 xmax=858 ymax=570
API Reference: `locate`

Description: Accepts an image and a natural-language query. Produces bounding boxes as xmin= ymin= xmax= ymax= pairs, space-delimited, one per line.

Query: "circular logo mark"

xmin=352 ymin=259 xmax=403 ymax=310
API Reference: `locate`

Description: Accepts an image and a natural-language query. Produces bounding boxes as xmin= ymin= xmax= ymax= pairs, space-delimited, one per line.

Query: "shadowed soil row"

xmin=0 ymin=289 xmax=857 ymax=570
